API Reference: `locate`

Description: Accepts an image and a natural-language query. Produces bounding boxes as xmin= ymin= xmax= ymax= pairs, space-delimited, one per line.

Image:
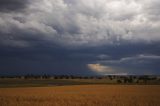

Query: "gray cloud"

xmin=101 ymin=54 xmax=160 ymax=64
xmin=0 ymin=0 xmax=30 ymax=12
xmin=0 ymin=0 xmax=160 ymax=48
xmin=96 ymin=54 xmax=160 ymax=74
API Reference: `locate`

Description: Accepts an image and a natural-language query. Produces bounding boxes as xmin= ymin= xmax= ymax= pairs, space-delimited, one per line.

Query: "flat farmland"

xmin=0 ymin=85 xmax=160 ymax=106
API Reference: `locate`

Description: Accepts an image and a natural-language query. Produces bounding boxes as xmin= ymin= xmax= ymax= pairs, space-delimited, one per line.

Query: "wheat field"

xmin=0 ymin=85 xmax=160 ymax=106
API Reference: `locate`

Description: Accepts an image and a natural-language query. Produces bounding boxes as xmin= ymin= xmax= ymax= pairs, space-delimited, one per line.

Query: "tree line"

xmin=0 ymin=75 xmax=159 ymax=84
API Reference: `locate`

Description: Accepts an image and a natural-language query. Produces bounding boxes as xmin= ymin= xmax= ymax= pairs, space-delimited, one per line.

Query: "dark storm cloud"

xmin=0 ymin=42 xmax=160 ymax=75
xmin=0 ymin=0 xmax=160 ymax=75
xmin=0 ymin=0 xmax=29 ymax=12
xmin=97 ymin=54 xmax=160 ymax=75
xmin=86 ymin=42 xmax=160 ymax=75
xmin=0 ymin=45 xmax=95 ymax=75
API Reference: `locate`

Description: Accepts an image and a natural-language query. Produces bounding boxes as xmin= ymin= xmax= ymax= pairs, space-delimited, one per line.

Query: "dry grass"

xmin=0 ymin=85 xmax=160 ymax=106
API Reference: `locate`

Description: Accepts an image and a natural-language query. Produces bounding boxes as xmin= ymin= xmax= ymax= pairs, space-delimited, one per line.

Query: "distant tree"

xmin=128 ymin=76 xmax=133 ymax=83
xmin=136 ymin=80 xmax=139 ymax=83
xmin=133 ymin=76 xmax=136 ymax=79
xmin=139 ymin=76 xmax=148 ymax=84
xmin=84 ymin=76 xmax=89 ymax=79
xmin=70 ymin=75 xmax=75 ymax=79
xmin=108 ymin=76 xmax=113 ymax=80
xmin=65 ymin=75 xmax=69 ymax=79
xmin=54 ymin=76 xmax=58 ymax=79
xmin=42 ymin=74 xmax=50 ymax=79
xmin=117 ymin=80 xmax=122 ymax=83
xmin=79 ymin=76 xmax=83 ymax=79
xmin=143 ymin=79 xmax=147 ymax=84
xmin=124 ymin=78 xmax=127 ymax=83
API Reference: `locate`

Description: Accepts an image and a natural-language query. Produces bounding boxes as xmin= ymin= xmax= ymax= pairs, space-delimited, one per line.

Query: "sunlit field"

xmin=0 ymin=85 xmax=160 ymax=106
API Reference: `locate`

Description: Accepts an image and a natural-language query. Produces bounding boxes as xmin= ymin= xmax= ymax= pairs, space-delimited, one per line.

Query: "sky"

xmin=0 ymin=0 xmax=160 ymax=75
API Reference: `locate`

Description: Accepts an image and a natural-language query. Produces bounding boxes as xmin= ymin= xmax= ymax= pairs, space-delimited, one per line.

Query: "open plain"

xmin=0 ymin=85 xmax=160 ymax=106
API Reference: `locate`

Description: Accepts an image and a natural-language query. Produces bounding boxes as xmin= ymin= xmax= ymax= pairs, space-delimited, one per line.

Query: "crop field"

xmin=0 ymin=85 xmax=160 ymax=106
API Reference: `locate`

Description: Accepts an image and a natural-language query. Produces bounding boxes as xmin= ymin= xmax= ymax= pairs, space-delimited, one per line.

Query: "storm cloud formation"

xmin=0 ymin=0 xmax=160 ymax=75
xmin=0 ymin=0 xmax=29 ymax=12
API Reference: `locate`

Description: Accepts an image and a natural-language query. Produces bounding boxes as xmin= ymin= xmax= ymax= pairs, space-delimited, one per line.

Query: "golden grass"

xmin=0 ymin=85 xmax=160 ymax=106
